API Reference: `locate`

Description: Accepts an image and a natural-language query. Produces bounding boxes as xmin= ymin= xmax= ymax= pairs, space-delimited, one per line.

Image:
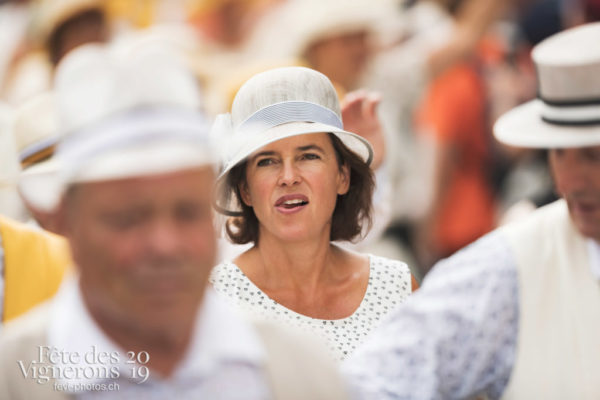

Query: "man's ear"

xmin=52 ymin=196 xmax=70 ymax=237
xmin=337 ymin=163 xmax=350 ymax=195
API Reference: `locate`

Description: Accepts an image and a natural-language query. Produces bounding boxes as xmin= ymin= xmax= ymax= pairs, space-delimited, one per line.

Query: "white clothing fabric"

xmin=343 ymin=200 xmax=600 ymax=399
xmin=47 ymin=277 xmax=272 ymax=400
xmin=343 ymin=231 xmax=518 ymax=400
xmin=501 ymin=200 xmax=600 ymax=399
xmin=210 ymin=254 xmax=412 ymax=361
xmin=588 ymin=239 xmax=600 ymax=280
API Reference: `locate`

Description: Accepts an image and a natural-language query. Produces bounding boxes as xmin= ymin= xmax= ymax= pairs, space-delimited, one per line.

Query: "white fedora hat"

xmin=494 ymin=22 xmax=600 ymax=148
xmin=28 ymin=42 xmax=215 ymax=212
xmin=213 ymin=66 xmax=374 ymax=216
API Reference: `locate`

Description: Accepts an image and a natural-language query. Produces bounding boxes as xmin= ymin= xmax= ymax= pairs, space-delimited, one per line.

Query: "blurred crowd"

xmin=1 ymin=0 xmax=599 ymax=277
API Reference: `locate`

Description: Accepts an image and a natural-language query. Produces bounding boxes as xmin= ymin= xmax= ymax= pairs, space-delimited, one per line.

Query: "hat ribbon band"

xmin=237 ymin=101 xmax=343 ymax=134
xmin=19 ymin=136 xmax=58 ymax=163
xmin=540 ymin=100 xmax=600 ymax=126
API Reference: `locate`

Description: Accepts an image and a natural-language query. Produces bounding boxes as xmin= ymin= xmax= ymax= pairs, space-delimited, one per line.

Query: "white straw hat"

xmin=494 ymin=22 xmax=600 ymax=148
xmin=213 ymin=66 xmax=373 ymax=216
xmin=26 ymin=43 xmax=215 ymax=212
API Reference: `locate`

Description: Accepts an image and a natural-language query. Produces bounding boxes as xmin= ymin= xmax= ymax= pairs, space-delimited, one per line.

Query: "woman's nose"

xmin=277 ymin=161 xmax=301 ymax=186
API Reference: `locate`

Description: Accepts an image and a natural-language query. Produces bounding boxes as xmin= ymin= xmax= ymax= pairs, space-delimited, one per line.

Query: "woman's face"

xmin=241 ymin=132 xmax=350 ymax=243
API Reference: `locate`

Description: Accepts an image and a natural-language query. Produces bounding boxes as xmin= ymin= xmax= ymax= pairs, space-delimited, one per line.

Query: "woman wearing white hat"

xmin=210 ymin=66 xmax=416 ymax=361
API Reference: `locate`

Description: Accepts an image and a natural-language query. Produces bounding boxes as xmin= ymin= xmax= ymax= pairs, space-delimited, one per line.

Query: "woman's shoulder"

xmin=209 ymin=260 xmax=247 ymax=290
xmin=368 ymin=253 xmax=411 ymax=273
xmin=366 ymin=254 xmax=414 ymax=293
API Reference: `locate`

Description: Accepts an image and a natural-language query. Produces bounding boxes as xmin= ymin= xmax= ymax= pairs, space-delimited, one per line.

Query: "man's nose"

xmin=147 ymin=219 xmax=181 ymax=256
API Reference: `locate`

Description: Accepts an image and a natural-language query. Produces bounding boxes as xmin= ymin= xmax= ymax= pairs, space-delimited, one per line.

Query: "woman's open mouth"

xmin=275 ymin=194 xmax=309 ymax=213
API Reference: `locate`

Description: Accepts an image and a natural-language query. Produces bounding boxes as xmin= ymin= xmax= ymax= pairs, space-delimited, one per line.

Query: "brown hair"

xmin=47 ymin=9 xmax=106 ymax=65
xmin=225 ymin=133 xmax=374 ymax=244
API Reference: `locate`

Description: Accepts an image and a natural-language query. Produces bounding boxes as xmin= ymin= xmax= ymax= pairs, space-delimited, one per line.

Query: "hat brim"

xmin=19 ymin=142 xmax=217 ymax=213
xmin=214 ymin=121 xmax=374 ymax=216
xmin=18 ymin=159 xmax=62 ymax=212
xmin=494 ymin=99 xmax=600 ymax=148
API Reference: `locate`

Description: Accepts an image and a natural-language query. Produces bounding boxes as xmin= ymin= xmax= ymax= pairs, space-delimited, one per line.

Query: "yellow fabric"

xmin=105 ymin=0 xmax=156 ymax=28
xmin=0 ymin=216 xmax=71 ymax=322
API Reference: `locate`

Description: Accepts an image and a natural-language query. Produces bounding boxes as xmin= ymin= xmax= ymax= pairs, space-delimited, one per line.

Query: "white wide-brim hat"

xmin=213 ymin=66 xmax=373 ymax=216
xmin=21 ymin=43 xmax=216 ymax=212
xmin=494 ymin=22 xmax=600 ymax=148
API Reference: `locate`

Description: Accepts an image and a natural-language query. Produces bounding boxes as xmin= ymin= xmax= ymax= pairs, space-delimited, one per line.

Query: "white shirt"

xmin=47 ymin=277 xmax=272 ymax=399
xmin=587 ymin=239 xmax=600 ymax=280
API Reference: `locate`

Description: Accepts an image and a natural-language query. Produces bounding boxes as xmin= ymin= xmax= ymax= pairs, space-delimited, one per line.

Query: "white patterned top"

xmin=210 ymin=254 xmax=412 ymax=362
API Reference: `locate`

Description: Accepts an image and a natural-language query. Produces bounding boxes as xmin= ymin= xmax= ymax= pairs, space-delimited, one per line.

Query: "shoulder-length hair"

xmin=225 ymin=133 xmax=374 ymax=244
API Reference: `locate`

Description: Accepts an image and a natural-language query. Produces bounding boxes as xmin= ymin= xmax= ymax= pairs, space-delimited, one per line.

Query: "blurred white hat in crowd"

xmin=247 ymin=0 xmax=398 ymax=61
xmin=0 ymin=103 xmax=27 ymax=220
xmin=14 ymin=93 xmax=62 ymax=212
xmin=23 ymin=42 xmax=215 ymax=212
xmin=213 ymin=66 xmax=373 ymax=216
xmin=494 ymin=22 xmax=600 ymax=148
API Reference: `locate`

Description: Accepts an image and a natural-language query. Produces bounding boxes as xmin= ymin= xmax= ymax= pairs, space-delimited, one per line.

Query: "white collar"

xmin=587 ymin=239 xmax=600 ymax=281
xmin=47 ymin=276 xmax=265 ymax=392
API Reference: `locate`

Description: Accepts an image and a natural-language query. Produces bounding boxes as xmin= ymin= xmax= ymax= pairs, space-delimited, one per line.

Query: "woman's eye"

xmin=256 ymin=158 xmax=274 ymax=167
xmin=301 ymin=153 xmax=320 ymax=160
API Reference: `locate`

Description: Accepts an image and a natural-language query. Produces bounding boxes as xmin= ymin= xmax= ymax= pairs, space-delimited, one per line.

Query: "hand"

xmin=341 ymin=90 xmax=385 ymax=170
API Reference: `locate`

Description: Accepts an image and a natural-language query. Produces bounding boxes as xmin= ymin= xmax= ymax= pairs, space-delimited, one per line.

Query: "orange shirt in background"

xmin=417 ymin=61 xmax=496 ymax=256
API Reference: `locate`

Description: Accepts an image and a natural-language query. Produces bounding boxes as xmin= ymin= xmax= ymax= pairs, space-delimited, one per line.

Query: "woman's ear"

xmin=337 ymin=163 xmax=350 ymax=195
xmin=239 ymin=181 xmax=252 ymax=207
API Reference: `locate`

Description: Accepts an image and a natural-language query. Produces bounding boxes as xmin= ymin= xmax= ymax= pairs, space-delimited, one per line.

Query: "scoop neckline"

xmin=223 ymin=254 xmax=375 ymax=322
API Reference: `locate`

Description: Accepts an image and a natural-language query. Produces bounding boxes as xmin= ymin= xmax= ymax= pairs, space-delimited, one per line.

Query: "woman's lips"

xmin=275 ymin=194 xmax=309 ymax=214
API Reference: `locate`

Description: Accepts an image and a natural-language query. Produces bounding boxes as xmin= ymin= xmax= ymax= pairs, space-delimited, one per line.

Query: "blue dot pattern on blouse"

xmin=342 ymin=230 xmax=519 ymax=400
xmin=209 ymin=254 xmax=412 ymax=362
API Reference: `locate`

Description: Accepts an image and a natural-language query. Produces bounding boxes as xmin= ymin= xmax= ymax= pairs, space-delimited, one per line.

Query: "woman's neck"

xmin=237 ymin=229 xmax=343 ymax=294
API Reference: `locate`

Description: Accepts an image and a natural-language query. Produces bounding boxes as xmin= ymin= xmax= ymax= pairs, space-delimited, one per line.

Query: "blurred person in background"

xmin=0 ymin=101 xmax=70 ymax=329
xmin=412 ymin=0 xmax=503 ymax=269
xmin=1 ymin=0 xmax=109 ymax=105
xmin=210 ymin=66 xmax=417 ymax=362
xmin=0 ymin=43 xmax=349 ymax=399
xmin=343 ymin=22 xmax=600 ymax=399
xmin=0 ymin=0 xmax=32 ymax=95
xmin=0 ymin=102 xmax=26 ymax=222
